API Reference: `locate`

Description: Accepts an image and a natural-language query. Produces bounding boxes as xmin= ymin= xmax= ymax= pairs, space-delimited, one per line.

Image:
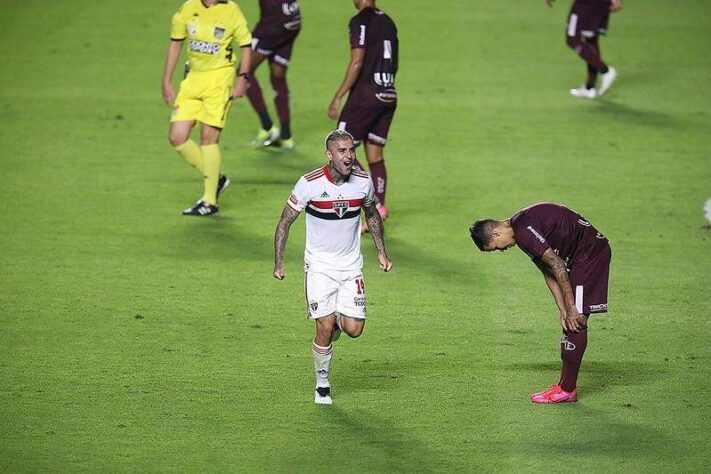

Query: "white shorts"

xmin=305 ymin=269 xmax=367 ymax=320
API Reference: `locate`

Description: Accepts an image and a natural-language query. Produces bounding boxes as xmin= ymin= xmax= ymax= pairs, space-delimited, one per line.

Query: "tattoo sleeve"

xmin=364 ymin=202 xmax=388 ymax=256
xmin=540 ymin=248 xmax=575 ymax=308
xmin=274 ymin=205 xmax=301 ymax=266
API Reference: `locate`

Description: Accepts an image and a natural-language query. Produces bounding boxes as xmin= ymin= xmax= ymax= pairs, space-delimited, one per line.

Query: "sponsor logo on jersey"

xmin=320 ymin=191 xmax=329 ymax=198
xmin=589 ymin=303 xmax=608 ymax=312
xmin=189 ymin=40 xmax=220 ymax=55
xmin=375 ymin=88 xmax=397 ymax=104
xmin=213 ymin=27 xmax=225 ymax=39
xmin=353 ymin=296 xmax=366 ymax=307
xmin=188 ymin=22 xmax=197 ymax=37
xmin=282 ymin=1 xmax=299 ymax=16
xmin=374 ymin=72 xmax=395 ymax=87
xmin=527 ymin=226 xmax=546 ymax=244
xmin=332 ymin=201 xmax=349 ymax=218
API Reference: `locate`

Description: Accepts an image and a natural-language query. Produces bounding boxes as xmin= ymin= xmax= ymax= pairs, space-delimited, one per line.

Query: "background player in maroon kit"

xmin=328 ymin=0 xmax=398 ymax=222
xmin=246 ymin=0 xmax=301 ymax=149
xmin=470 ymin=203 xmax=612 ymax=403
xmin=547 ymin=0 xmax=623 ymax=98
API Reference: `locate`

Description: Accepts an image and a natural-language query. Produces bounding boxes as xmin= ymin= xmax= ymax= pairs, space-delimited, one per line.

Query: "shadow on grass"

xmin=502 ymin=359 xmax=659 ymax=396
xmin=296 ymin=406 xmax=438 ymax=473
xmin=165 ymin=215 xmax=272 ymax=263
xmin=528 ymin=405 xmax=677 ymax=461
xmin=587 ymin=100 xmax=682 ymax=129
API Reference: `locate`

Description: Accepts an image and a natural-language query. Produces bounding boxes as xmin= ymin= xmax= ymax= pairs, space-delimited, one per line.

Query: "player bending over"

xmin=470 ymin=202 xmax=612 ymax=403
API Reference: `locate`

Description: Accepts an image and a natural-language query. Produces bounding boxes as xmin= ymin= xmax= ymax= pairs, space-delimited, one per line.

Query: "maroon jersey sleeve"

xmin=349 ymin=16 xmax=367 ymax=49
xmin=512 ymin=217 xmax=551 ymax=260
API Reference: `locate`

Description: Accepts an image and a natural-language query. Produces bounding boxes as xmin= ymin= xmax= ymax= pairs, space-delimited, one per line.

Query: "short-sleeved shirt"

xmin=171 ymin=0 xmax=252 ymax=72
xmin=255 ymin=0 xmax=301 ymax=34
xmin=287 ymin=166 xmax=375 ymax=272
xmin=510 ymin=202 xmax=608 ymax=266
xmin=346 ymin=8 xmax=398 ymax=108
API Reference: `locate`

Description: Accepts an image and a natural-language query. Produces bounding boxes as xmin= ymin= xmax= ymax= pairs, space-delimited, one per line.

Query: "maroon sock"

xmin=270 ymin=75 xmax=291 ymax=136
xmin=368 ymin=160 xmax=387 ymax=204
xmin=559 ymin=330 xmax=588 ymax=392
xmin=246 ymin=76 xmax=272 ymax=130
xmin=585 ymin=37 xmax=600 ymax=88
xmin=567 ymin=36 xmax=608 ymax=74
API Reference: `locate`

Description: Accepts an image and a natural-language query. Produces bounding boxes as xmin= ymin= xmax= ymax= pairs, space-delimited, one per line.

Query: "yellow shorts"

xmin=171 ymin=67 xmax=235 ymax=129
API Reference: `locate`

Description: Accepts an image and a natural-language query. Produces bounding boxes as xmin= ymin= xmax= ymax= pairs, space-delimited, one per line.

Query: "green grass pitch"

xmin=1 ymin=0 xmax=710 ymax=471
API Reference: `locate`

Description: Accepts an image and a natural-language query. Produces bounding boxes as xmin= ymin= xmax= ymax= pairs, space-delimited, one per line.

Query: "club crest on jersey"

xmin=214 ymin=27 xmax=225 ymax=39
xmin=187 ymin=23 xmax=197 ymax=37
xmin=332 ymin=201 xmax=349 ymax=218
xmin=310 ymin=301 xmax=318 ymax=311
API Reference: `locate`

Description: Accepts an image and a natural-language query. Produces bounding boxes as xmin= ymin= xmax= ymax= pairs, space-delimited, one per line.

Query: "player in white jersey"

xmin=273 ymin=129 xmax=393 ymax=405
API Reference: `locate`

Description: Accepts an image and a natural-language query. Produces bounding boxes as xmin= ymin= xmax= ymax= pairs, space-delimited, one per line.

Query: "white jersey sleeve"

xmin=364 ymin=178 xmax=376 ymax=208
xmin=287 ymin=177 xmax=311 ymax=212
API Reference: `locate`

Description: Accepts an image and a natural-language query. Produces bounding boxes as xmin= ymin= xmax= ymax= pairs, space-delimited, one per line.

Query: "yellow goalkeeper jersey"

xmin=170 ymin=0 xmax=252 ymax=72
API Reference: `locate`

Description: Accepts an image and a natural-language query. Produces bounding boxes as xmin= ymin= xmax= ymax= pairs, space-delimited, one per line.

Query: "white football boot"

xmin=570 ymin=86 xmax=597 ymax=99
xmin=597 ymin=67 xmax=618 ymax=96
xmin=314 ymin=386 xmax=333 ymax=405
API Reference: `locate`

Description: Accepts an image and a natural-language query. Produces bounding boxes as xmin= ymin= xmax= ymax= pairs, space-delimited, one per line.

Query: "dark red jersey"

xmin=510 ymin=203 xmax=608 ymax=266
xmin=347 ymin=8 xmax=398 ymax=108
xmin=257 ymin=0 xmax=301 ymax=33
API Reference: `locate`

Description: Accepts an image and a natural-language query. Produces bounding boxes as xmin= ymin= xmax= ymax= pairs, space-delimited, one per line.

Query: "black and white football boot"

xmin=217 ymin=174 xmax=230 ymax=200
xmin=182 ymin=200 xmax=218 ymax=216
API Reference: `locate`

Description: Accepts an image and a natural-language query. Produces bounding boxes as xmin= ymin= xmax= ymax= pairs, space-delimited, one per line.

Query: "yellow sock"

xmin=174 ymin=139 xmax=204 ymax=174
xmin=201 ymin=144 xmax=221 ymax=205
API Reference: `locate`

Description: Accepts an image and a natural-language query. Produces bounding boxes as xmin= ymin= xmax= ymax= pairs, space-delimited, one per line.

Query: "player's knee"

xmin=270 ymin=74 xmax=287 ymax=91
xmin=566 ymin=35 xmax=582 ymax=50
xmin=169 ymin=131 xmax=187 ymax=147
xmin=343 ymin=323 xmax=365 ymax=338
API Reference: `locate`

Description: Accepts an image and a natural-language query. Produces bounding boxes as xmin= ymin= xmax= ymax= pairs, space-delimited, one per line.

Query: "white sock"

xmin=312 ymin=341 xmax=333 ymax=388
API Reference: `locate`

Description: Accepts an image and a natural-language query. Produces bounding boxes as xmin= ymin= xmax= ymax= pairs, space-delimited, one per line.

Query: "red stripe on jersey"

xmin=322 ymin=165 xmax=334 ymax=183
xmin=289 ymin=194 xmax=298 ymax=205
xmin=309 ymin=198 xmax=364 ymax=210
xmin=352 ymin=170 xmax=369 ymax=178
xmin=304 ymin=172 xmax=323 ymax=181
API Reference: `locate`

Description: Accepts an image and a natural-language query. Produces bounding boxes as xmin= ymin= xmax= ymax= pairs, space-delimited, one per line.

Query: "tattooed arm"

xmin=363 ymin=201 xmax=393 ymax=272
xmin=534 ymin=259 xmax=566 ymax=316
xmin=273 ymin=204 xmax=301 ymax=280
xmin=539 ymin=248 xmax=586 ymax=332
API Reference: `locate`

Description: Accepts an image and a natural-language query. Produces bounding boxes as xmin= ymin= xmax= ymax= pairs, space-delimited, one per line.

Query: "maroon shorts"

xmin=567 ymin=1 xmax=611 ymax=38
xmin=569 ymin=242 xmax=612 ymax=315
xmin=251 ymin=24 xmax=300 ymax=67
xmin=337 ymin=104 xmax=396 ymax=147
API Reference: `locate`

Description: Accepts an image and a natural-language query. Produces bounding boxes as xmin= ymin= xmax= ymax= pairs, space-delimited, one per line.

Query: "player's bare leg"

xmin=339 ymin=314 xmax=365 ymax=338
xmin=313 ymin=315 xmax=337 ymax=404
xmin=246 ymin=52 xmax=280 ymax=147
xmin=269 ymin=62 xmax=294 ymax=149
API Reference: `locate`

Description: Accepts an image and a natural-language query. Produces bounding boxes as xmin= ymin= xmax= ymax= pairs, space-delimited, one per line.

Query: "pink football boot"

xmin=530 ymin=384 xmax=577 ymax=403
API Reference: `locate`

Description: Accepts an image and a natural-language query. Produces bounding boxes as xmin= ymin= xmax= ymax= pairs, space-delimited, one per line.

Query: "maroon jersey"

xmin=257 ymin=0 xmax=301 ymax=34
xmin=347 ymin=8 xmax=398 ymax=108
xmin=510 ymin=203 xmax=608 ymax=266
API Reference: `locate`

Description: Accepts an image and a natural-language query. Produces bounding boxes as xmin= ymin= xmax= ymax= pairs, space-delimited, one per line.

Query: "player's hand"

xmin=328 ymin=97 xmax=341 ymax=120
xmin=378 ymin=254 xmax=393 ymax=272
xmin=610 ymin=0 xmax=623 ymax=12
xmin=231 ymin=78 xmax=248 ymax=99
xmin=162 ymin=82 xmax=175 ymax=105
xmin=561 ymin=306 xmax=586 ymax=333
xmin=273 ymin=265 xmax=285 ymax=280
xmin=545 ymin=0 xmax=555 ymax=8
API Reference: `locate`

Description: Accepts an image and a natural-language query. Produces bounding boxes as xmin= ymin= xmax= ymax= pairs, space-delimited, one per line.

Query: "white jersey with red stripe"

xmin=287 ymin=165 xmax=375 ymax=272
